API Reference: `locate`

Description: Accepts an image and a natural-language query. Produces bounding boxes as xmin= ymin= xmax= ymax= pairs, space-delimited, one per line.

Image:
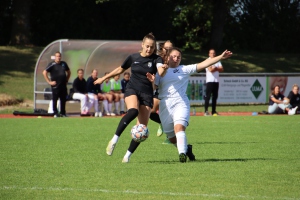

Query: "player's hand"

xmin=94 ymin=77 xmax=104 ymax=85
xmin=146 ymin=72 xmax=155 ymax=83
xmin=221 ymin=50 xmax=233 ymax=59
xmin=162 ymin=64 xmax=169 ymax=70
xmin=49 ymin=81 xmax=56 ymax=86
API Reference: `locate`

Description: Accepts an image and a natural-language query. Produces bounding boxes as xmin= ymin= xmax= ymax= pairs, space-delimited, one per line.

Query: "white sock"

xmin=175 ymin=131 xmax=187 ymax=154
xmin=111 ymin=134 xmax=119 ymax=144
xmin=108 ymin=103 xmax=112 ymax=113
xmin=102 ymin=100 xmax=109 ymax=113
xmin=115 ymin=102 xmax=120 ymax=113
xmin=124 ymin=150 xmax=132 ymax=158
xmin=120 ymin=99 xmax=125 ymax=111
xmin=94 ymin=100 xmax=99 ymax=112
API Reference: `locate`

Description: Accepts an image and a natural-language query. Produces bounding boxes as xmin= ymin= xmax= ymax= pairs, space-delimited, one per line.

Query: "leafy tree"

xmin=228 ymin=0 xmax=300 ymax=52
xmin=8 ymin=0 xmax=33 ymax=45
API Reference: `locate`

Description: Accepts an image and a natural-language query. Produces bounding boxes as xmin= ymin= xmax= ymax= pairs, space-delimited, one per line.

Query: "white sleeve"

xmin=182 ymin=64 xmax=197 ymax=74
xmin=156 ymin=63 xmax=163 ymax=68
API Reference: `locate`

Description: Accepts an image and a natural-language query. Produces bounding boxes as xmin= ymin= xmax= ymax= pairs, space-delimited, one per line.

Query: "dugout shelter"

xmin=33 ymin=39 xmax=144 ymax=113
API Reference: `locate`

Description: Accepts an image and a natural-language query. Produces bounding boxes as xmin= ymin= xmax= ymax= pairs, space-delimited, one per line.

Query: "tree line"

xmin=1 ymin=0 xmax=299 ymax=52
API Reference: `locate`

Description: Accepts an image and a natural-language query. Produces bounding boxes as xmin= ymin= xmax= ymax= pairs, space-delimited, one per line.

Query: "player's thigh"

xmin=125 ymin=95 xmax=139 ymax=110
xmin=159 ymin=100 xmax=174 ymax=133
xmin=137 ymin=105 xmax=151 ymax=126
xmin=152 ymin=98 xmax=160 ymax=112
xmin=173 ymin=103 xmax=190 ymax=127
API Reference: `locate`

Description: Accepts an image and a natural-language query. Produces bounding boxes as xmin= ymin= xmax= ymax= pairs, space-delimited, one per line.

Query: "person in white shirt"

xmin=157 ymin=47 xmax=232 ymax=162
xmin=204 ymin=49 xmax=224 ymax=116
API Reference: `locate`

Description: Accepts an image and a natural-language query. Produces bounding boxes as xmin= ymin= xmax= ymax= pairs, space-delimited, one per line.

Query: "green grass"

xmin=1 ymin=116 xmax=300 ymax=199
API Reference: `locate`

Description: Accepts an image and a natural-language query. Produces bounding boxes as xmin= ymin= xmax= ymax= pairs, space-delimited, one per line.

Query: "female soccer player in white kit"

xmin=157 ymin=47 xmax=232 ymax=162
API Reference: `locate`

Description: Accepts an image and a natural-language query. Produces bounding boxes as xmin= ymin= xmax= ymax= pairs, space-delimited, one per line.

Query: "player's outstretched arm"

xmin=94 ymin=66 xmax=125 ymax=85
xmin=196 ymin=50 xmax=232 ymax=72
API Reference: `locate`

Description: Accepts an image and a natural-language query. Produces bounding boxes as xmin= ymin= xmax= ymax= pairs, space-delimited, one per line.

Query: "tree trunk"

xmin=10 ymin=0 xmax=33 ymax=45
xmin=209 ymin=0 xmax=227 ymax=50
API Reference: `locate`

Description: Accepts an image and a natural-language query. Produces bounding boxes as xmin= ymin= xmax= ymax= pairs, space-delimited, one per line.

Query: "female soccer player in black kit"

xmin=94 ymin=33 xmax=168 ymax=163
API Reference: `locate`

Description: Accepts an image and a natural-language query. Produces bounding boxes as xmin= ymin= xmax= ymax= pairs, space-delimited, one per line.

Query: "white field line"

xmin=1 ymin=186 xmax=300 ymax=200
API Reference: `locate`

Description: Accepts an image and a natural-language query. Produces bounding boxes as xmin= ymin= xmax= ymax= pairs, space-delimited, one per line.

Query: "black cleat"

xmin=179 ymin=153 xmax=187 ymax=163
xmin=186 ymin=144 xmax=196 ymax=161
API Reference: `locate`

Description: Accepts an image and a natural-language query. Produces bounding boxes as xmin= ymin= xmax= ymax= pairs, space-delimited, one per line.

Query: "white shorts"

xmin=159 ymin=97 xmax=190 ymax=138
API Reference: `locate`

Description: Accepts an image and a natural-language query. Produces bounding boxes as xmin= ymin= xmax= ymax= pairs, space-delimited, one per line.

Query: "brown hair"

xmin=77 ymin=69 xmax=84 ymax=73
xmin=142 ymin=32 xmax=157 ymax=53
xmin=271 ymin=85 xmax=280 ymax=95
xmin=167 ymin=47 xmax=182 ymax=56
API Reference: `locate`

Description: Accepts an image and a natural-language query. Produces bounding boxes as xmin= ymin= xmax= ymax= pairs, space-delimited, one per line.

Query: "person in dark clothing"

xmin=71 ymin=69 xmax=89 ymax=114
xmin=121 ymin=72 xmax=130 ymax=94
xmin=94 ymin=33 xmax=166 ymax=163
xmin=43 ymin=51 xmax=71 ymax=117
xmin=287 ymin=84 xmax=300 ymax=112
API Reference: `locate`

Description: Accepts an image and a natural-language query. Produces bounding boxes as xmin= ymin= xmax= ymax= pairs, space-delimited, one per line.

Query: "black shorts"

xmin=125 ymin=88 xmax=153 ymax=108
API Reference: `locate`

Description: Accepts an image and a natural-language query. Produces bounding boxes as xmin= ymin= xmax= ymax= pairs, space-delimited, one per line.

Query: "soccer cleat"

xmin=157 ymin=124 xmax=163 ymax=137
xmin=106 ymin=140 xmax=116 ymax=156
xmin=120 ymin=111 xmax=125 ymax=115
xmin=212 ymin=112 xmax=219 ymax=116
xmin=122 ymin=157 xmax=130 ymax=163
xmin=186 ymin=144 xmax=196 ymax=161
xmin=179 ymin=153 xmax=187 ymax=163
xmin=204 ymin=111 xmax=210 ymax=116
xmin=162 ymin=138 xmax=172 ymax=144
xmin=53 ymin=114 xmax=59 ymax=118
xmin=98 ymin=112 xmax=103 ymax=117
xmin=288 ymin=106 xmax=298 ymax=115
xmin=60 ymin=114 xmax=68 ymax=117
xmin=110 ymin=112 xmax=116 ymax=116
xmin=94 ymin=112 xmax=98 ymax=117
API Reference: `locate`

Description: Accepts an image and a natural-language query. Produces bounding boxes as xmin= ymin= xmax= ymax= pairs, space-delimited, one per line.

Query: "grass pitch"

xmin=1 ymin=116 xmax=300 ymax=200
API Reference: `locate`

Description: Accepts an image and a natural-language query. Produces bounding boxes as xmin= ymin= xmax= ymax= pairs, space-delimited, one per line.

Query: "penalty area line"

xmin=1 ymin=186 xmax=300 ymax=200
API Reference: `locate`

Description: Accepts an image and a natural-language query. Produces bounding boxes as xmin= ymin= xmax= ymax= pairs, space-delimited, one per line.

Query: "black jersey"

xmin=121 ymin=78 xmax=129 ymax=93
xmin=121 ymin=53 xmax=162 ymax=95
xmin=287 ymin=91 xmax=300 ymax=107
xmin=86 ymin=76 xmax=101 ymax=94
xmin=45 ymin=61 xmax=70 ymax=88
xmin=73 ymin=77 xmax=87 ymax=94
xmin=269 ymin=93 xmax=285 ymax=105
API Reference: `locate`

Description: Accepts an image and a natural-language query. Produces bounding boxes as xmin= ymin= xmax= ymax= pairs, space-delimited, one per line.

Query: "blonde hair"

xmin=292 ymin=84 xmax=299 ymax=89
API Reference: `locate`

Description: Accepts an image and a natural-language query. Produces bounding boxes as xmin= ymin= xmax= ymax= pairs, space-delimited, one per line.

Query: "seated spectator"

xmin=101 ymin=72 xmax=115 ymax=116
xmin=287 ymin=84 xmax=300 ymax=112
xmin=121 ymin=72 xmax=130 ymax=94
xmin=86 ymin=69 xmax=107 ymax=117
xmin=71 ymin=69 xmax=89 ymax=115
xmin=110 ymin=74 xmax=125 ymax=115
xmin=268 ymin=85 xmax=297 ymax=115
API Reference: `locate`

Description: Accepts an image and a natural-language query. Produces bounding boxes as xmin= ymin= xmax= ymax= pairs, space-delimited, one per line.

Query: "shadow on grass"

xmin=0 ymin=46 xmax=44 ymax=85
xmin=147 ymin=157 xmax=274 ymax=164
xmin=196 ymin=142 xmax=258 ymax=145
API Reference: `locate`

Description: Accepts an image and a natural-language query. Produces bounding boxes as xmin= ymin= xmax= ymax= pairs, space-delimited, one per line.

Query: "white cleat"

xmin=288 ymin=106 xmax=298 ymax=115
xmin=122 ymin=157 xmax=130 ymax=163
xmin=106 ymin=140 xmax=116 ymax=156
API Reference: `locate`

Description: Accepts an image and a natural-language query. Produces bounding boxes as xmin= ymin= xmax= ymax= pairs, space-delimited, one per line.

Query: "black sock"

xmin=115 ymin=108 xmax=138 ymax=136
xmin=150 ymin=112 xmax=161 ymax=124
xmin=128 ymin=139 xmax=141 ymax=153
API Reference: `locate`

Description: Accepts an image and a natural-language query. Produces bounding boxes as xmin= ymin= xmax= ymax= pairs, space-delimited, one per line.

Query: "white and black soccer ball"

xmin=131 ymin=124 xmax=149 ymax=142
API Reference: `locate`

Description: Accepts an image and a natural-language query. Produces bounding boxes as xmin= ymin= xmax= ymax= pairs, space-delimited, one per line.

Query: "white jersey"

xmin=205 ymin=58 xmax=222 ymax=83
xmin=158 ymin=64 xmax=197 ymax=99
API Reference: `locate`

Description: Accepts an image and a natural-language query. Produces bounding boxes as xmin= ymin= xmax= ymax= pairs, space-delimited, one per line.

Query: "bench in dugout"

xmin=41 ymin=88 xmax=103 ymax=114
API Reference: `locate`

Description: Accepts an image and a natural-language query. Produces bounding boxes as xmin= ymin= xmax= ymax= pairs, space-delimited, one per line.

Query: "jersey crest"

xmin=147 ymin=62 xmax=152 ymax=68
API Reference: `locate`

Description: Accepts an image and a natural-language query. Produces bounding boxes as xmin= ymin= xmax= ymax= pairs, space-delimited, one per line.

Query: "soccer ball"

xmin=131 ymin=124 xmax=149 ymax=142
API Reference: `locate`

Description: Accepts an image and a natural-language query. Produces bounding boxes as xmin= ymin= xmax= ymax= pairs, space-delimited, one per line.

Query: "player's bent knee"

xmin=127 ymin=108 xmax=139 ymax=118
